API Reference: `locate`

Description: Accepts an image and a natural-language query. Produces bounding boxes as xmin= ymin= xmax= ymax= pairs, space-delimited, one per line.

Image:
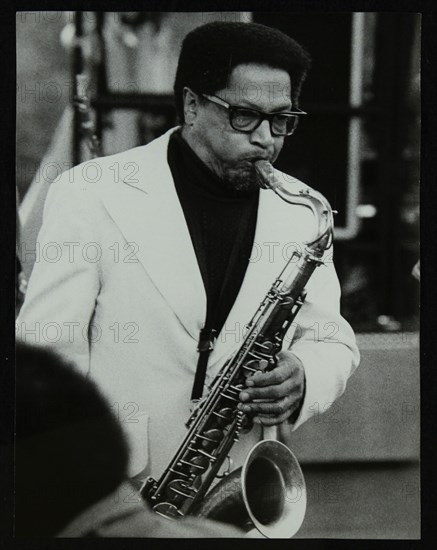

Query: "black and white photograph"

xmin=12 ymin=8 xmax=423 ymax=540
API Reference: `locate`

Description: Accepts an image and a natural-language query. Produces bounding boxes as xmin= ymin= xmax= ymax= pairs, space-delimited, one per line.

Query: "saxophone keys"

xmin=215 ymin=456 xmax=233 ymax=479
xmin=242 ymin=360 xmax=258 ymax=374
xmin=165 ymin=479 xmax=197 ymax=501
xmin=240 ymin=415 xmax=254 ymax=433
xmin=139 ymin=476 xmax=157 ymax=499
xmin=220 ymin=391 xmax=239 ymax=402
xmin=212 ymin=407 xmax=234 ymax=427
xmin=228 ymin=384 xmax=244 ymax=393
xmin=196 ymin=428 xmax=223 ymax=451
xmin=196 ymin=448 xmax=217 ymax=461
xmin=169 ymin=467 xmax=190 ymax=478
xmin=153 ymin=502 xmax=184 ymax=519
xmin=244 ymin=357 xmax=269 ymax=373
xmin=180 ymin=455 xmax=209 ymax=474
xmin=189 ymin=455 xmax=209 ymax=472
xmin=254 ymin=340 xmax=274 ymax=353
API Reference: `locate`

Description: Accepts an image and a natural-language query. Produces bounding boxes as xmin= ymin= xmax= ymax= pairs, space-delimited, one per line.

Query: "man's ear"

xmin=182 ymin=87 xmax=200 ymax=125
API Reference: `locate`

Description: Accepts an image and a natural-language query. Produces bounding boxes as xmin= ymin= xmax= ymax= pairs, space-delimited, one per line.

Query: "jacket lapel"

xmin=101 ymin=129 xmax=206 ymax=341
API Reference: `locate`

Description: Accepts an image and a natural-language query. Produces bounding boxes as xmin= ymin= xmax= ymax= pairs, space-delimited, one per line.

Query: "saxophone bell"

xmin=194 ymin=439 xmax=306 ymax=538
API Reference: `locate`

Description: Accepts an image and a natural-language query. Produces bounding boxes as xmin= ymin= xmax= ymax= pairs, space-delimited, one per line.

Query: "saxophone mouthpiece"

xmin=254 ymin=160 xmax=278 ymax=190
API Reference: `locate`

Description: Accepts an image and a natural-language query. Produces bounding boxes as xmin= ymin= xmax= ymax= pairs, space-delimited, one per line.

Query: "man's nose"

xmin=250 ymin=119 xmax=275 ymax=148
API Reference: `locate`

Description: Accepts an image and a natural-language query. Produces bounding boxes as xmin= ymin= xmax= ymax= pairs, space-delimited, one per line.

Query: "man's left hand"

xmin=238 ymin=351 xmax=305 ymax=426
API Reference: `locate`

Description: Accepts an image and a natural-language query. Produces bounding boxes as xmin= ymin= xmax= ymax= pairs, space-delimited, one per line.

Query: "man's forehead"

xmin=219 ymin=63 xmax=292 ymax=108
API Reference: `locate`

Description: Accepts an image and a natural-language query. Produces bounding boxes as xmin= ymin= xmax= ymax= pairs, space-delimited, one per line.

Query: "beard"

xmin=220 ymin=160 xmax=267 ymax=193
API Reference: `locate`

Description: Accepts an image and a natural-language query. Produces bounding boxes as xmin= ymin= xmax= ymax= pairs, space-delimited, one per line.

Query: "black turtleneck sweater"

xmin=167 ymin=129 xmax=259 ymax=337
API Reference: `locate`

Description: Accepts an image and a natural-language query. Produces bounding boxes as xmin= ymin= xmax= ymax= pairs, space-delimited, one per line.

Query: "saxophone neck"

xmin=254 ymin=161 xmax=334 ymax=253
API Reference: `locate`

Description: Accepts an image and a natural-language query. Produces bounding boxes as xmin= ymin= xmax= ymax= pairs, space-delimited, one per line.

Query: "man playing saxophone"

xmin=17 ymin=21 xmax=360 ymax=532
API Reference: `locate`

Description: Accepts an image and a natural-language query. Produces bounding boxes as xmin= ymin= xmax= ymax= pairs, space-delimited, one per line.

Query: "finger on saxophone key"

xmin=245 ymin=370 xmax=264 ymax=387
xmin=238 ymin=391 xmax=251 ymax=403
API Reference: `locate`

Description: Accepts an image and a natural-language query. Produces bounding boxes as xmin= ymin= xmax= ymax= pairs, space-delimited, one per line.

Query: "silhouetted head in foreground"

xmin=15 ymin=342 xmax=129 ymax=536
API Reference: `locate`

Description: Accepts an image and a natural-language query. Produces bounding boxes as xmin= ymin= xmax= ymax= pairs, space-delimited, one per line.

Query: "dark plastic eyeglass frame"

xmin=201 ymin=93 xmax=307 ymax=136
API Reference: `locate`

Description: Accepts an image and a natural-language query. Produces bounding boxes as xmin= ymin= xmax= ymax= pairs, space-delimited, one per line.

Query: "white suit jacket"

xmin=17 ymin=128 xmax=360 ymax=479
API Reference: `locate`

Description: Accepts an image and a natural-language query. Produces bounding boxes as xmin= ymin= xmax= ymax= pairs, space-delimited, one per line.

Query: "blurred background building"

xmin=16 ymin=11 xmax=420 ymax=538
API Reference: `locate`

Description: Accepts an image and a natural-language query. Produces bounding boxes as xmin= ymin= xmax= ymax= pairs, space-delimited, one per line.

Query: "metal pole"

xmin=72 ymin=11 xmax=84 ymax=165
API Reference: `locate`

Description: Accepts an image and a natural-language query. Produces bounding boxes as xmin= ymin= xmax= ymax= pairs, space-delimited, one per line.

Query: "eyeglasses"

xmin=201 ymin=93 xmax=307 ymax=136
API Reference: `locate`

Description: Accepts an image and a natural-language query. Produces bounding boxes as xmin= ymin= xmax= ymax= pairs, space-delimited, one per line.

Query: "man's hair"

xmin=174 ymin=21 xmax=311 ymax=122
xmin=15 ymin=342 xmax=129 ymax=536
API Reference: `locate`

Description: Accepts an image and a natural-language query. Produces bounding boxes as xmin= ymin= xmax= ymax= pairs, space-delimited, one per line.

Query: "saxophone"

xmin=140 ymin=160 xmax=335 ymax=538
